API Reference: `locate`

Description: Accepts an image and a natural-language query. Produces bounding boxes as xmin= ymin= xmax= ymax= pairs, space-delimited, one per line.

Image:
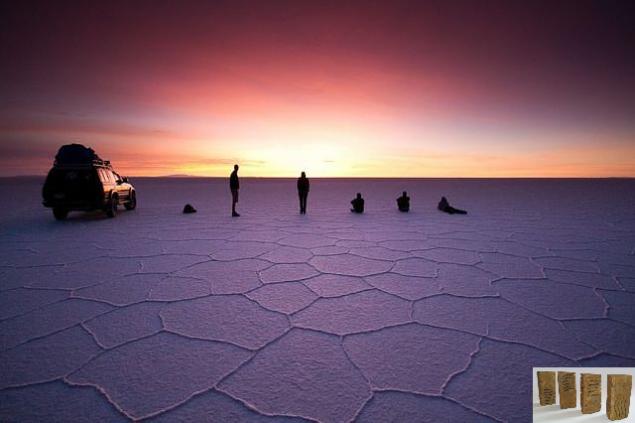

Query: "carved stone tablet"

xmin=580 ymin=373 xmax=601 ymax=414
xmin=537 ymin=371 xmax=556 ymax=405
xmin=607 ymin=374 xmax=632 ymax=421
xmin=558 ymin=371 xmax=576 ymax=409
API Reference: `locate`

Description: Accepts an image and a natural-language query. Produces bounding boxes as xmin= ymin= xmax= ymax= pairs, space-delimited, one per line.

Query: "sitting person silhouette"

xmin=182 ymin=204 xmax=197 ymax=214
xmin=396 ymin=191 xmax=410 ymax=212
xmin=438 ymin=196 xmax=467 ymax=215
xmin=351 ymin=193 xmax=364 ymax=213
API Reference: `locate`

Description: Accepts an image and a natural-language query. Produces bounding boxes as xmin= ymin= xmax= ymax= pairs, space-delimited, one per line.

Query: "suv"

xmin=42 ymin=144 xmax=137 ymax=220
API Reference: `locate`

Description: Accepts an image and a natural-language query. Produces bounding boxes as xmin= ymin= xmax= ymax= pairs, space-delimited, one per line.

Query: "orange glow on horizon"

xmin=2 ymin=2 xmax=634 ymax=177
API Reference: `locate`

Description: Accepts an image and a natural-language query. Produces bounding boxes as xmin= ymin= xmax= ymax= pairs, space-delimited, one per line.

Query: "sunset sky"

xmin=1 ymin=0 xmax=634 ymax=177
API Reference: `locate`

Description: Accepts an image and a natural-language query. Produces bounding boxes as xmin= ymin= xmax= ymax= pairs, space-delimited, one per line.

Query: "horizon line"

xmin=3 ymin=174 xmax=634 ymax=180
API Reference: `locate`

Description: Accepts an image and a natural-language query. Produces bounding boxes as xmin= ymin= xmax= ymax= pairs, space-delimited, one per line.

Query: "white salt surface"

xmin=1 ymin=177 xmax=634 ymax=422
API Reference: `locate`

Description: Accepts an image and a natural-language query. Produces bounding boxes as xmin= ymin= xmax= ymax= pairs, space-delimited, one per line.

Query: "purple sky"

xmin=1 ymin=0 xmax=634 ymax=176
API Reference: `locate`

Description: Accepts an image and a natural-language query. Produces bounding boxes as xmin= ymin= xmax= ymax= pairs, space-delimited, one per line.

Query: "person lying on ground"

xmin=438 ymin=196 xmax=467 ymax=215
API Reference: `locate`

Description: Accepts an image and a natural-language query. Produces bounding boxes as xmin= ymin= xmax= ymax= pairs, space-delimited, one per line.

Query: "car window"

xmin=112 ymin=172 xmax=121 ymax=183
xmin=98 ymin=169 xmax=110 ymax=184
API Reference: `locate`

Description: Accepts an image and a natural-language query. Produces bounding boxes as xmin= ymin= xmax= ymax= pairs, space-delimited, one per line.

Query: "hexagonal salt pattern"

xmin=67 ymin=332 xmax=252 ymax=419
xmin=291 ymin=290 xmax=411 ymax=335
xmin=0 ymin=381 xmax=128 ymax=422
xmin=219 ymin=329 xmax=371 ymax=422
xmin=355 ymin=390 xmax=493 ymax=422
xmin=160 ymin=295 xmax=289 ymax=349
xmin=343 ymin=324 xmax=480 ymax=394
xmin=1 ymin=178 xmax=634 ymax=422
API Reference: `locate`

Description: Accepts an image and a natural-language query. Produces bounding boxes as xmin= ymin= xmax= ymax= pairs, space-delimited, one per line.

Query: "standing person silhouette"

xmin=230 ymin=164 xmax=240 ymax=217
xmin=297 ymin=171 xmax=310 ymax=214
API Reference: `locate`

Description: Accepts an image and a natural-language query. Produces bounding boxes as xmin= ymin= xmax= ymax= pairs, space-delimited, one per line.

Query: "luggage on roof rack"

xmin=54 ymin=144 xmax=109 ymax=167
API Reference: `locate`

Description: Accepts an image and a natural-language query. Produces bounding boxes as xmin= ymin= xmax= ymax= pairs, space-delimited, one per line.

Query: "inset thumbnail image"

xmin=533 ymin=367 xmax=633 ymax=422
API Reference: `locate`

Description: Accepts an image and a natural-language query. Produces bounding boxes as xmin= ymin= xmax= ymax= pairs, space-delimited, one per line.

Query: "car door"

xmin=112 ymin=171 xmax=129 ymax=201
xmin=98 ymin=168 xmax=113 ymax=195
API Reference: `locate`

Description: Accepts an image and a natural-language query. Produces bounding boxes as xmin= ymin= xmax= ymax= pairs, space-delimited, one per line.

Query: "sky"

xmin=1 ymin=0 xmax=634 ymax=177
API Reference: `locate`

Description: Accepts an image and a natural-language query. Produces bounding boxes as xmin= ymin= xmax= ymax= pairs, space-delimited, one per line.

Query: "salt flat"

xmin=1 ymin=177 xmax=634 ymax=422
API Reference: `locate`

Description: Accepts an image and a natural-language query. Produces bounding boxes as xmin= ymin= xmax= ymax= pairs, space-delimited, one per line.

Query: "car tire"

xmin=53 ymin=207 xmax=68 ymax=220
xmin=106 ymin=194 xmax=118 ymax=218
xmin=124 ymin=190 xmax=136 ymax=210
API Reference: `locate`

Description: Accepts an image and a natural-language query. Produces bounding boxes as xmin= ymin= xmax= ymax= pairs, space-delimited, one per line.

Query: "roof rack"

xmin=53 ymin=159 xmax=112 ymax=169
xmin=53 ymin=144 xmax=112 ymax=168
